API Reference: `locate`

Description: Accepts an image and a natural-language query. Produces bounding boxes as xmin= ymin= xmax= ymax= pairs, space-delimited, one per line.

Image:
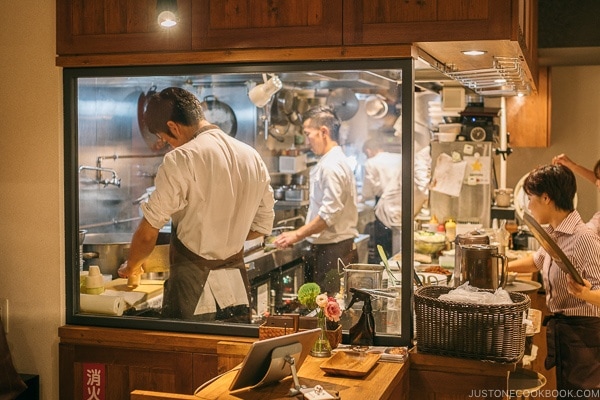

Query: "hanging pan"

xmin=200 ymin=95 xmax=238 ymax=137
xmin=326 ymin=88 xmax=359 ymax=121
xmin=137 ymin=85 xmax=170 ymax=154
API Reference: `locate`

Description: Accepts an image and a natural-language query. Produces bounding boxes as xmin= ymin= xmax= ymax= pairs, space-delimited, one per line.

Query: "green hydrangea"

xmin=297 ymin=282 xmax=321 ymax=309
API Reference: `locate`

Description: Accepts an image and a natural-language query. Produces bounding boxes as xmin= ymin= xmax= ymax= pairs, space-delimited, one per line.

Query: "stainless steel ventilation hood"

xmin=417 ymin=40 xmax=537 ymax=97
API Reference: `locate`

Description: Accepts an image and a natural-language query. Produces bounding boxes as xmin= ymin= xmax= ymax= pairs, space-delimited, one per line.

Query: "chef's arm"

xmin=296 ymin=215 xmax=328 ymax=240
xmin=273 ymin=216 xmax=328 ymax=248
xmin=246 ymin=230 xmax=266 ymax=240
xmin=508 ymin=255 xmax=538 ymax=274
xmin=119 ymin=218 xmax=159 ymax=277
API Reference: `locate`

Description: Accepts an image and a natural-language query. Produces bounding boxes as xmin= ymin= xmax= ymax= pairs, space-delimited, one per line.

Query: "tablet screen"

xmin=229 ymin=328 xmax=321 ymax=392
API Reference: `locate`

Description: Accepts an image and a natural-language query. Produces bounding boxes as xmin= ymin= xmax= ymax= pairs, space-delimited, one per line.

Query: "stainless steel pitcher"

xmin=460 ymin=244 xmax=508 ymax=290
xmin=453 ymin=232 xmax=489 ymax=286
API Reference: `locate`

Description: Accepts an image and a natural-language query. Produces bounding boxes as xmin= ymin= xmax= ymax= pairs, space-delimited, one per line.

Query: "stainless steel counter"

xmin=244 ymin=240 xmax=310 ymax=282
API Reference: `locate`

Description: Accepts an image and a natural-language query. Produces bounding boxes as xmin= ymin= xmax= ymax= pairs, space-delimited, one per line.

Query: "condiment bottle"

xmin=85 ymin=265 xmax=105 ymax=295
xmin=445 ymin=218 xmax=457 ymax=243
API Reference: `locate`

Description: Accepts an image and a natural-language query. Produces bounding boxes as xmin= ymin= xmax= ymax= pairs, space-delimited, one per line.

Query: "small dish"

xmin=320 ymin=351 xmax=380 ymax=377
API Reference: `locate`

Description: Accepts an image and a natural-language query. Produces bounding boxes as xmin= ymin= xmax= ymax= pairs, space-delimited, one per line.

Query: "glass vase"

xmin=310 ymin=309 xmax=332 ymax=357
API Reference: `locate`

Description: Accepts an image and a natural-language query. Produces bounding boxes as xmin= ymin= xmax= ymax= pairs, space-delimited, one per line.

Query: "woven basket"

xmin=258 ymin=324 xmax=296 ymax=340
xmin=259 ymin=323 xmax=342 ymax=349
xmin=414 ymin=285 xmax=530 ymax=363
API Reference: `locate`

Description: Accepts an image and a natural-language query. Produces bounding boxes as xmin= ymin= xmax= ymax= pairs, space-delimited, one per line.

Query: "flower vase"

xmin=310 ymin=310 xmax=332 ymax=357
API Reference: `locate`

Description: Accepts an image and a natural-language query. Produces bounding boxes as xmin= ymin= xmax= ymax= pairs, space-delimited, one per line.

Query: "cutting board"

xmin=104 ymin=278 xmax=164 ymax=305
xmin=320 ymin=351 xmax=380 ymax=377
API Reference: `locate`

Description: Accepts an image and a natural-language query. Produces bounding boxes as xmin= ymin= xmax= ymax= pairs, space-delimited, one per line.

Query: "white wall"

xmin=0 ymin=1 xmax=63 ymax=399
xmin=0 ymin=2 xmax=598 ymax=399
xmin=506 ymin=66 xmax=600 ymax=222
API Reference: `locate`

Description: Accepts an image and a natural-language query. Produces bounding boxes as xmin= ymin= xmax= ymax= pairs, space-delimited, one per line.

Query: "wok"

xmin=137 ymin=86 xmax=170 ymax=154
xmin=200 ymin=95 xmax=238 ymax=137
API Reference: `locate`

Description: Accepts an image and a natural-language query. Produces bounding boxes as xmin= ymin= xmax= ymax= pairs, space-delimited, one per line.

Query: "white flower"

xmin=315 ymin=293 xmax=328 ymax=308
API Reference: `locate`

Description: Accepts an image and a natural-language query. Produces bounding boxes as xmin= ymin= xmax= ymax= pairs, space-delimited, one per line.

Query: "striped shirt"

xmin=587 ymin=211 xmax=600 ymax=236
xmin=533 ymin=210 xmax=600 ymax=317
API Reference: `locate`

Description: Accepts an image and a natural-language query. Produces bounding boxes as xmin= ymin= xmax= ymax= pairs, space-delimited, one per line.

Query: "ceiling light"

xmin=157 ymin=0 xmax=178 ymax=28
xmin=462 ymin=50 xmax=487 ymax=56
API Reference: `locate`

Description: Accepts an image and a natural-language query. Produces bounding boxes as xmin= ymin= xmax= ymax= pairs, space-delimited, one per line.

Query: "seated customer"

xmin=508 ymin=164 xmax=600 ymax=393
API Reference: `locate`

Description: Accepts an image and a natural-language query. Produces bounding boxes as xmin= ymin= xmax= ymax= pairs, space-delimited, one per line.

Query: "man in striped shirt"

xmin=508 ymin=164 xmax=600 ymax=394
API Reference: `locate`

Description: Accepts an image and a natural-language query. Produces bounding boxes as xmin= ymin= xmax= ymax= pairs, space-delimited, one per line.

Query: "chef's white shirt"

xmin=141 ymin=128 xmax=274 ymax=260
xmin=307 ymin=146 xmax=358 ymax=244
xmin=362 ymin=151 xmax=402 ymax=200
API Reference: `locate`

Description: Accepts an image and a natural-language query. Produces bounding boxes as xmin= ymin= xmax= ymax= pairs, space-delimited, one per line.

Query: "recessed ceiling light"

xmin=462 ymin=50 xmax=487 ymax=56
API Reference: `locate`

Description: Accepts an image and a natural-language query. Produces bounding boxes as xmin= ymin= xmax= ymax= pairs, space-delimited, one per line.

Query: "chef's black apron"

xmin=161 ymin=230 xmax=250 ymax=323
xmin=544 ymin=314 xmax=600 ymax=396
xmin=306 ymin=238 xmax=358 ymax=296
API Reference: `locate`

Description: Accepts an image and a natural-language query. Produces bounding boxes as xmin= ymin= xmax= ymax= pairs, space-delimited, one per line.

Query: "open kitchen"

xmin=4 ymin=1 xmax=600 ymax=400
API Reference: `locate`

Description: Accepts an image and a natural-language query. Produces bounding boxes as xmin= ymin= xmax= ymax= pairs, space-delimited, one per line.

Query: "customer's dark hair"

xmin=594 ymin=159 xmax=600 ymax=180
xmin=302 ymin=106 xmax=341 ymax=142
xmin=523 ymin=164 xmax=576 ymax=212
xmin=144 ymin=87 xmax=205 ymax=137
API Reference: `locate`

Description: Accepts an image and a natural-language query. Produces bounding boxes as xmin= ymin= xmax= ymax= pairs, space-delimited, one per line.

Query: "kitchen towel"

xmin=194 ymin=268 xmax=249 ymax=315
xmin=80 ymin=294 xmax=125 ymax=316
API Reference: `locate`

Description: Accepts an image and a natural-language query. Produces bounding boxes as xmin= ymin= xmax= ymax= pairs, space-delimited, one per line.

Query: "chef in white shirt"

xmin=274 ymin=106 xmax=358 ymax=295
xmin=118 ymin=87 xmax=274 ymax=322
xmin=361 ymin=138 xmax=402 ymax=257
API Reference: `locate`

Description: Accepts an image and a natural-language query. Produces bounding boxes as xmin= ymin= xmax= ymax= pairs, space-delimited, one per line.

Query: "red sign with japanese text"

xmin=82 ymin=363 xmax=105 ymax=400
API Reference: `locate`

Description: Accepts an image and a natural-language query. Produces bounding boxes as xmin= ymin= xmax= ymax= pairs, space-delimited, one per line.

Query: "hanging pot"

xmin=276 ymin=89 xmax=294 ymax=115
xmin=365 ymin=95 xmax=389 ymax=119
xmin=200 ymin=95 xmax=238 ymax=137
xmin=271 ymin=90 xmax=291 ymax=126
xmin=326 ymin=88 xmax=359 ymax=121
xmin=287 ymin=94 xmax=305 ymax=126
xmin=138 ymin=85 xmax=170 ymax=154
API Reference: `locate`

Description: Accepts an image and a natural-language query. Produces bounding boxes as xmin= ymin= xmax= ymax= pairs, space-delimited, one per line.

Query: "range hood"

xmin=417 ymin=40 xmax=536 ymax=97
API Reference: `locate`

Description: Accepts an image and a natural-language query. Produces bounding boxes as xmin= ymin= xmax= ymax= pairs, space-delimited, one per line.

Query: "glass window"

xmin=65 ymin=60 xmax=415 ymax=346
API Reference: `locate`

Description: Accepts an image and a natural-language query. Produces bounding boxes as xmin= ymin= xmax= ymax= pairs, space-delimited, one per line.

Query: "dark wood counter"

xmin=409 ymin=349 xmax=517 ymax=400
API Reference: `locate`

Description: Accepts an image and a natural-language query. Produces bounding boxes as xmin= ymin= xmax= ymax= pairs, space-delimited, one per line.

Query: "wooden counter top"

xmin=131 ymin=355 xmax=409 ymax=400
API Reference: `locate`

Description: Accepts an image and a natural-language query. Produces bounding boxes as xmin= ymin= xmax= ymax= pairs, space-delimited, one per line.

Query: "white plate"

xmin=513 ymin=173 xmax=529 ymax=222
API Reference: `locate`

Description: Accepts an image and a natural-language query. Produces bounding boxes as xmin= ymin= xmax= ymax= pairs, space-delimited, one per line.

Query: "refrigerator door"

xmin=429 ymin=141 xmax=492 ymax=228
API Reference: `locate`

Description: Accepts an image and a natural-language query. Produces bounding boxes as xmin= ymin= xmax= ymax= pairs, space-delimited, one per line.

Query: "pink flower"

xmin=324 ymin=298 xmax=342 ymax=322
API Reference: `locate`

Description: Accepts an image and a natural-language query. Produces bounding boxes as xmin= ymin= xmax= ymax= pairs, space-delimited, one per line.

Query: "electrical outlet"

xmin=0 ymin=299 xmax=8 ymax=333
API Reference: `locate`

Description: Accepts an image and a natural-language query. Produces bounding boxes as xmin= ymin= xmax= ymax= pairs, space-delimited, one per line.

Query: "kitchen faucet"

xmin=78 ymin=165 xmax=121 ymax=187
xmin=276 ymin=215 xmax=305 ymax=227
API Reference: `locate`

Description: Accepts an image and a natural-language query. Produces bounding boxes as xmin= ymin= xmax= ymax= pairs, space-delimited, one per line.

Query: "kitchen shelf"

xmin=274 ymin=200 xmax=309 ymax=210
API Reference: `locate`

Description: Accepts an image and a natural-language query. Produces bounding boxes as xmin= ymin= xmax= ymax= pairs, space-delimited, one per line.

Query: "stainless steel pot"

xmin=82 ymin=232 xmax=170 ymax=278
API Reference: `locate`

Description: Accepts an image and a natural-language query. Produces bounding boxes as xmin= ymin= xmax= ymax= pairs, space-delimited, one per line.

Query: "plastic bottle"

xmin=85 ymin=265 xmax=105 ymax=295
xmin=444 ymin=218 xmax=457 ymax=243
xmin=386 ymin=286 xmax=402 ymax=334
xmin=497 ymin=219 xmax=510 ymax=255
